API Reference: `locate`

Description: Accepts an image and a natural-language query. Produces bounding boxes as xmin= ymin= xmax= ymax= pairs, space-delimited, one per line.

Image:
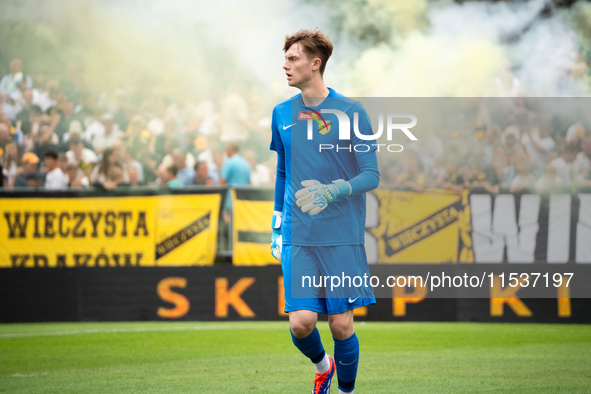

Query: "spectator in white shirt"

xmin=521 ymin=119 xmax=556 ymax=170
xmin=66 ymin=133 xmax=98 ymax=171
xmin=0 ymin=59 xmax=33 ymax=94
xmin=91 ymin=113 xmax=123 ymax=154
xmin=43 ymin=150 xmax=67 ymax=190
xmin=510 ymin=160 xmax=536 ymax=193
xmin=549 ymin=144 xmax=578 ymax=186
xmin=32 ymin=77 xmax=58 ymax=113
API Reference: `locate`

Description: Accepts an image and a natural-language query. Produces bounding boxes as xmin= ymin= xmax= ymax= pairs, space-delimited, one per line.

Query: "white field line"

xmin=0 ymin=324 xmax=284 ymax=339
xmin=12 ymin=371 xmax=48 ymax=378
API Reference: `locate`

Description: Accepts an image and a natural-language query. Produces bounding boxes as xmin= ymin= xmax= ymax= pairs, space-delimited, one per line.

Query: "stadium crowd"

xmin=2 ymin=58 xmax=591 ymax=194
xmin=0 ymin=58 xmax=273 ymax=191
xmin=381 ymin=97 xmax=591 ymax=194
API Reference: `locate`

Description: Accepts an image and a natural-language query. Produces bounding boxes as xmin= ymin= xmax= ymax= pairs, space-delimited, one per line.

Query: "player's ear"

xmin=312 ymin=57 xmax=321 ymax=72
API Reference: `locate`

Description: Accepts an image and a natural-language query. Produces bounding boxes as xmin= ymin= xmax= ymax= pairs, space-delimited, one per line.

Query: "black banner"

xmin=1 ymin=267 xmax=589 ymax=323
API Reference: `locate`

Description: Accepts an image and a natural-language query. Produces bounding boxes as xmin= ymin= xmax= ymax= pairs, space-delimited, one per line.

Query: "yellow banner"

xmin=367 ymin=189 xmax=473 ymax=263
xmin=232 ymin=188 xmax=277 ymax=266
xmin=1 ymin=192 xmax=222 ymax=267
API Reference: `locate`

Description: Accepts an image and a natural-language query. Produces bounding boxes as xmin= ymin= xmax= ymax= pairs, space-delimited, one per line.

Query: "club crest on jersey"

xmin=299 ymin=111 xmax=331 ymax=135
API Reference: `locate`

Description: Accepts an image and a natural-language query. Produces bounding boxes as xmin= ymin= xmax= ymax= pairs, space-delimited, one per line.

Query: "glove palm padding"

xmin=295 ymin=179 xmax=351 ymax=216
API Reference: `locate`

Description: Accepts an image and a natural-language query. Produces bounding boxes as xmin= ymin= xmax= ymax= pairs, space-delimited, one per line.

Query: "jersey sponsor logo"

xmin=283 ymin=123 xmax=295 ymax=130
xmin=348 ymin=297 xmax=358 ymax=303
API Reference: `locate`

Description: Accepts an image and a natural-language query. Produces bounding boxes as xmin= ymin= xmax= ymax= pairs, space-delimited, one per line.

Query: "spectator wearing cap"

xmin=0 ymin=59 xmax=33 ymax=95
xmin=90 ymin=113 xmax=123 ymax=154
xmin=43 ymin=150 xmax=67 ymax=190
xmin=13 ymin=152 xmax=43 ymax=188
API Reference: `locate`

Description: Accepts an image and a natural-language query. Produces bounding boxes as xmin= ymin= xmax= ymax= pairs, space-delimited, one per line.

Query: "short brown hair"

xmin=284 ymin=29 xmax=333 ymax=76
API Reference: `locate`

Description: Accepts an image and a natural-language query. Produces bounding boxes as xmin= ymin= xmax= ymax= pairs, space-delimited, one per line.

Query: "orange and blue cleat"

xmin=312 ymin=355 xmax=335 ymax=394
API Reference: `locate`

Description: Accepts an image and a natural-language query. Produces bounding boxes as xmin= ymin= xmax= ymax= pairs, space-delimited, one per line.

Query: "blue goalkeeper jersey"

xmin=270 ymin=88 xmax=376 ymax=246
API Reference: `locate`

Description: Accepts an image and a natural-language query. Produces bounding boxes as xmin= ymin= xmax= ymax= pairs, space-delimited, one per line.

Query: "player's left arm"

xmin=347 ymin=101 xmax=380 ymax=194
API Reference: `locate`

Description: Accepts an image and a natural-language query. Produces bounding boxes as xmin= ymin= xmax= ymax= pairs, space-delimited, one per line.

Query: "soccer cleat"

xmin=312 ymin=355 xmax=335 ymax=394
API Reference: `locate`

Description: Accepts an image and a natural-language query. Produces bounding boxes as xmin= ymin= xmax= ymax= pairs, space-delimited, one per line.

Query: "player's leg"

xmin=328 ymin=310 xmax=359 ymax=394
xmin=282 ymin=245 xmax=333 ymax=373
xmin=289 ymin=310 xmax=332 ymax=373
xmin=320 ymin=245 xmax=375 ymax=393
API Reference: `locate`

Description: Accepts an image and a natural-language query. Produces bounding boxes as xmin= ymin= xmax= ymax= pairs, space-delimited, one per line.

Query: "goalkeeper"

xmin=270 ymin=29 xmax=379 ymax=394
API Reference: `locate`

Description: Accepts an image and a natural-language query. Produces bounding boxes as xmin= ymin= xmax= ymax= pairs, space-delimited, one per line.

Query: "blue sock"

xmin=334 ymin=332 xmax=359 ymax=393
xmin=291 ymin=327 xmax=326 ymax=363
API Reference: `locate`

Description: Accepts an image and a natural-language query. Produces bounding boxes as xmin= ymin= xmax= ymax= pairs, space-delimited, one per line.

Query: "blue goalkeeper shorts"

xmin=281 ymin=244 xmax=376 ymax=315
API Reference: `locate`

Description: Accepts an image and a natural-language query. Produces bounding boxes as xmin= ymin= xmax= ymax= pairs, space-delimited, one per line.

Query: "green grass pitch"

xmin=1 ymin=321 xmax=590 ymax=393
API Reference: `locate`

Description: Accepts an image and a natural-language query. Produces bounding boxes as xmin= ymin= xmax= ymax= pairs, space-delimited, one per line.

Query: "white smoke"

xmin=342 ymin=0 xmax=583 ymax=97
xmin=0 ymin=0 xmax=586 ymax=98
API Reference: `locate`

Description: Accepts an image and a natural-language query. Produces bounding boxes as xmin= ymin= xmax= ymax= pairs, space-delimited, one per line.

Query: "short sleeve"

xmin=220 ymin=160 xmax=232 ymax=180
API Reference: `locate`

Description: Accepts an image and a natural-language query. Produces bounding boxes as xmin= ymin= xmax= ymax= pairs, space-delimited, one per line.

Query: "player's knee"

xmin=328 ymin=318 xmax=353 ymax=340
xmin=290 ymin=319 xmax=316 ymax=338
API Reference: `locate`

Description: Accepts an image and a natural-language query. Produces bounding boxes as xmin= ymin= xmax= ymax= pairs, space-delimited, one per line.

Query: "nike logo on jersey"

xmin=339 ymin=359 xmax=357 ymax=366
xmin=283 ymin=123 xmax=296 ymax=130
xmin=348 ymin=298 xmax=358 ymax=303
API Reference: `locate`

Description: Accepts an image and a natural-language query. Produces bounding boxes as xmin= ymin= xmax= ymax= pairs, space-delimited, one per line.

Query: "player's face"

xmin=283 ymin=43 xmax=314 ymax=88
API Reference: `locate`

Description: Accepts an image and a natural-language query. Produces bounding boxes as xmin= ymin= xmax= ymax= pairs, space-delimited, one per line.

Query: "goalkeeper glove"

xmin=295 ymin=179 xmax=352 ymax=216
xmin=270 ymin=212 xmax=282 ymax=262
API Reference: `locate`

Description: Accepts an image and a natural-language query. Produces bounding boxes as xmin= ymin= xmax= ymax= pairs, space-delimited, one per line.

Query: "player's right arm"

xmin=270 ymin=107 xmax=285 ymax=261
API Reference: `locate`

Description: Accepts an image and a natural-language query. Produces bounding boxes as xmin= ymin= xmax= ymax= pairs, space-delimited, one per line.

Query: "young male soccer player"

xmin=269 ymin=29 xmax=380 ymax=393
